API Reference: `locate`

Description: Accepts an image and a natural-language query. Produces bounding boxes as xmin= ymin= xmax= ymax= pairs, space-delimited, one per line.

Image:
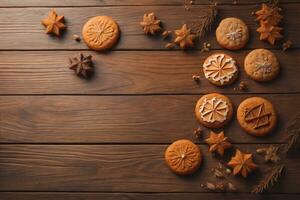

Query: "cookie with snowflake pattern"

xmin=82 ymin=16 xmax=120 ymax=51
xmin=165 ymin=139 xmax=202 ymax=175
xmin=216 ymin=17 xmax=249 ymax=50
xmin=203 ymin=53 xmax=239 ymax=86
xmin=244 ymin=49 xmax=280 ymax=82
xmin=195 ymin=93 xmax=234 ymax=128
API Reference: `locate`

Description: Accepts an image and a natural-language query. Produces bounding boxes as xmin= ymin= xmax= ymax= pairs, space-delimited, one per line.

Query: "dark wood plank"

xmin=0 ymin=50 xmax=299 ymax=94
xmin=0 ymin=144 xmax=298 ymax=193
xmin=1 ymin=192 xmax=299 ymax=200
xmin=0 ymin=0 xmax=299 ymax=7
xmin=0 ymin=95 xmax=298 ymax=143
xmin=0 ymin=4 xmax=298 ymax=50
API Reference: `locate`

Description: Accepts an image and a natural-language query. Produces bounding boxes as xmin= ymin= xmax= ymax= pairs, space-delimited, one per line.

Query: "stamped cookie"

xmin=216 ymin=17 xmax=249 ymax=50
xmin=82 ymin=16 xmax=120 ymax=51
xmin=244 ymin=49 xmax=280 ymax=82
xmin=237 ymin=97 xmax=277 ymax=136
xmin=165 ymin=139 xmax=202 ymax=175
xmin=203 ymin=53 xmax=239 ymax=86
xmin=195 ymin=93 xmax=233 ymax=128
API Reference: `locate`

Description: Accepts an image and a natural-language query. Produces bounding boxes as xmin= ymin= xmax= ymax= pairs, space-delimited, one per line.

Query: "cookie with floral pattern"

xmin=195 ymin=93 xmax=234 ymax=128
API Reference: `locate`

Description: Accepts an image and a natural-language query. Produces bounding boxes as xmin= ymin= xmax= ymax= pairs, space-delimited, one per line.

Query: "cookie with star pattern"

xmin=165 ymin=139 xmax=202 ymax=175
xmin=82 ymin=16 xmax=120 ymax=51
xmin=195 ymin=93 xmax=234 ymax=128
xmin=216 ymin=17 xmax=249 ymax=50
xmin=237 ymin=97 xmax=277 ymax=136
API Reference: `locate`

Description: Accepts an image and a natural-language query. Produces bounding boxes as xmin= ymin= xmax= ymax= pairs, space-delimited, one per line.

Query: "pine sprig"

xmin=251 ymin=164 xmax=285 ymax=194
xmin=196 ymin=4 xmax=218 ymax=38
xmin=282 ymin=114 xmax=300 ymax=154
xmin=190 ymin=3 xmax=218 ymax=38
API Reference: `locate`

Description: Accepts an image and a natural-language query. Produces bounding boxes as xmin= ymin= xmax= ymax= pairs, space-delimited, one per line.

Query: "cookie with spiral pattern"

xmin=165 ymin=139 xmax=202 ymax=175
xmin=82 ymin=16 xmax=120 ymax=51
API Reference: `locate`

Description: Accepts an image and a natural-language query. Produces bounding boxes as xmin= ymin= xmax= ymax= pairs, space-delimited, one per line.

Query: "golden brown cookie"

xmin=216 ymin=17 xmax=249 ymax=50
xmin=82 ymin=16 xmax=119 ymax=51
xmin=195 ymin=93 xmax=233 ymax=128
xmin=237 ymin=97 xmax=277 ymax=136
xmin=244 ymin=49 xmax=280 ymax=82
xmin=203 ymin=53 xmax=239 ymax=86
xmin=165 ymin=139 xmax=202 ymax=175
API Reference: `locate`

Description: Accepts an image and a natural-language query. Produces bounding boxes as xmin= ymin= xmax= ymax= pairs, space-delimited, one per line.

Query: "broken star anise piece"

xmin=41 ymin=10 xmax=66 ymax=37
xmin=205 ymin=131 xmax=232 ymax=156
xmin=256 ymin=145 xmax=281 ymax=163
xmin=228 ymin=149 xmax=257 ymax=178
xmin=69 ymin=53 xmax=93 ymax=78
xmin=255 ymin=3 xmax=283 ymax=26
xmin=256 ymin=21 xmax=283 ymax=45
xmin=140 ymin=12 xmax=162 ymax=35
xmin=174 ymin=24 xmax=196 ymax=49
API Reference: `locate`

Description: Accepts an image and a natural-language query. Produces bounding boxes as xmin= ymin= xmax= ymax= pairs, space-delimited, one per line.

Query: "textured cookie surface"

xmin=82 ymin=16 xmax=119 ymax=51
xmin=237 ymin=97 xmax=277 ymax=136
xmin=203 ymin=53 xmax=238 ymax=86
xmin=195 ymin=93 xmax=233 ymax=128
xmin=216 ymin=17 xmax=249 ymax=50
xmin=165 ymin=139 xmax=202 ymax=175
xmin=244 ymin=49 xmax=280 ymax=82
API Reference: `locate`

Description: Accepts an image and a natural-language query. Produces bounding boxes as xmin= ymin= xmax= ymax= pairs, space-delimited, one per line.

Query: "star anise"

xmin=255 ymin=3 xmax=283 ymax=25
xmin=228 ymin=149 xmax=257 ymax=178
xmin=41 ymin=10 xmax=66 ymax=36
xmin=257 ymin=21 xmax=283 ymax=45
xmin=140 ymin=12 xmax=162 ymax=35
xmin=205 ymin=131 xmax=232 ymax=156
xmin=256 ymin=145 xmax=281 ymax=163
xmin=69 ymin=53 xmax=93 ymax=78
xmin=174 ymin=24 xmax=196 ymax=49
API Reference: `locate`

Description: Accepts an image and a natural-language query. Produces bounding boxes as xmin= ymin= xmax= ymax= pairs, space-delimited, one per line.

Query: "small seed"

xmin=228 ymin=182 xmax=237 ymax=191
xmin=206 ymin=182 xmax=216 ymax=190
xmin=165 ymin=43 xmax=175 ymax=49
xmin=73 ymin=34 xmax=81 ymax=42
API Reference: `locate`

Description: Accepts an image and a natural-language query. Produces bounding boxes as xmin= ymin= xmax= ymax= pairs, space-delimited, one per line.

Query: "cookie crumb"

xmin=201 ymin=42 xmax=211 ymax=52
xmin=162 ymin=30 xmax=172 ymax=40
xmin=282 ymin=40 xmax=292 ymax=51
xmin=73 ymin=34 xmax=81 ymax=42
xmin=193 ymin=127 xmax=202 ymax=139
xmin=234 ymin=81 xmax=247 ymax=91
xmin=192 ymin=75 xmax=201 ymax=82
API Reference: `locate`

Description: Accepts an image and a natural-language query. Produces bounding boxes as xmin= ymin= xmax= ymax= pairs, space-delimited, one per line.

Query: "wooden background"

xmin=0 ymin=0 xmax=299 ymax=199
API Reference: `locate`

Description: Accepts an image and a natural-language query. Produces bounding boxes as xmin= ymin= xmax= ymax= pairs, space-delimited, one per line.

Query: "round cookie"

xmin=82 ymin=16 xmax=120 ymax=51
xmin=203 ymin=53 xmax=239 ymax=86
xmin=237 ymin=97 xmax=277 ymax=136
xmin=244 ymin=49 xmax=280 ymax=82
xmin=216 ymin=17 xmax=249 ymax=50
xmin=195 ymin=93 xmax=233 ymax=128
xmin=165 ymin=139 xmax=202 ymax=175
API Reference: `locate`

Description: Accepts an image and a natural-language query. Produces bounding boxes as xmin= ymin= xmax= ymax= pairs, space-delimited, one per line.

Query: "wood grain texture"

xmin=0 ymin=0 xmax=299 ymax=7
xmin=0 ymin=50 xmax=299 ymax=94
xmin=0 ymin=144 xmax=298 ymax=192
xmin=1 ymin=193 xmax=299 ymax=200
xmin=0 ymin=4 xmax=298 ymax=50
xmin=0 ymin=95 xmax=299 ymax=144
